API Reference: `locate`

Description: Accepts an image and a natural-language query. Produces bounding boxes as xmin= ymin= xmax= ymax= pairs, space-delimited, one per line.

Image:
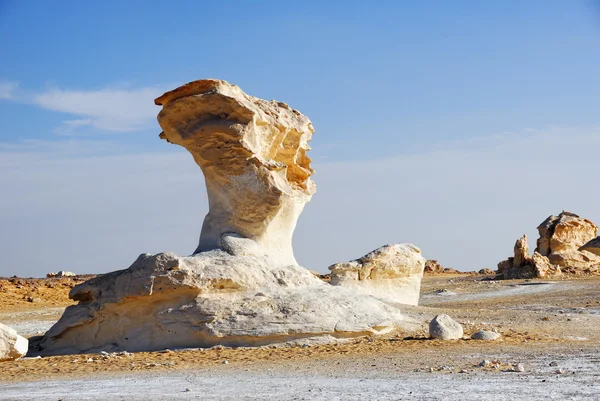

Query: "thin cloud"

xmin=0 ymin=80 xmax=18 ymax=100
xmin=32 ymin=85 xmax=169 ymax=132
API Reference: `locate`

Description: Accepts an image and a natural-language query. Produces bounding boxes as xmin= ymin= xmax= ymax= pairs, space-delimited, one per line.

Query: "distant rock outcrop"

xmin=497 ymin=212 xmax=600 ymax=279
xmin=36 ymin=79 xmax=423 ymax=356
xmin=423 ymin=260 xmax=460 ymax=275
xmin=328 ymin=244 xmax=425 ymax=306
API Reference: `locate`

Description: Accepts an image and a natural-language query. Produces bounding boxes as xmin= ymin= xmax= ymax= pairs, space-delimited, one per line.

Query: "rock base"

xmin=37 ymin=248 xmax=417 ymax=356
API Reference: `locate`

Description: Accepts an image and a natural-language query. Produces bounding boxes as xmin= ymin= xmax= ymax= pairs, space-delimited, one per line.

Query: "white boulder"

xmin=329 ymin=244 xmax=425 ymax=305
xmin=429 ymin=314 xmax=463 ymax=340
xmin=0 ymin=323 xmax=28 ymax=361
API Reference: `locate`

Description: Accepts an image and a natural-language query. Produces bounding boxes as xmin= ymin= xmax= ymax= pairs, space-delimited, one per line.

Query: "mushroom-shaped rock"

xmin=0 ymin=323 xmax=28 ymax=361
xmin=429 ymin=314 xmax=463 ymax=340
xmin=329 ymin=244 xmax=425 ymax=306
xmin=35 ymin=80 xmax=422 ymax=356
xmin=156 ymin=79 xmax=315 ymax=267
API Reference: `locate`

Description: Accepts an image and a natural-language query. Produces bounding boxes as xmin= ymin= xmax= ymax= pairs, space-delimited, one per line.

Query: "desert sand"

xmin=1 ymin=274 xmax=600 ymax=400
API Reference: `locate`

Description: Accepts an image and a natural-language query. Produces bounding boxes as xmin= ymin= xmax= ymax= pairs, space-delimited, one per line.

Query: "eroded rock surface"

xmin=328 ymin=244 xmax=425 ymax=306
xmin=0 ymin=323 xmax=28 ymax=361
xmin=37 ymin=80 xmax=422 ymax=355
xmin=156 ymin=79 xmax=315 ymax=267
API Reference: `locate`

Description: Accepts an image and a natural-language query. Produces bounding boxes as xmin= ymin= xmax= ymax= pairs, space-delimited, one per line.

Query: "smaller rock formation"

xmin=478 ymin=268 xmax=495 ymax=275
xmin=0 ymin=323 xmax=28 ymax=361
xmin=328 ymin=244 xmax=425 ymax=306
xmin=429 ymin=314 xmax=463 ymax=340
xmin=497 ymin=234 xmax=561 ymax=279
xmin=471 ymin=330 xmax=500 ymax=341
xmin=580 ymin=236 xmax=600 ymax=256
xmin=497 ymin=211 xmax=600 ymax=279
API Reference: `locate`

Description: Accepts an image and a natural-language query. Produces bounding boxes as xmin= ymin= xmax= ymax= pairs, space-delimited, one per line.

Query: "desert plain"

xmin=1 ymin=273 xmax=599 ymax=400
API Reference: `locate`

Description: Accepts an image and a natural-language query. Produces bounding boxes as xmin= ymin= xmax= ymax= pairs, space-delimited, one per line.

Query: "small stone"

xmin=556 ymin=368 xmax=567 ymax=374
xmin=185 ymin=388 xmax=192 ymax=392
xmin=479 ymin=360 xmax=492 ymax=367
xmin=514 ymin=363 xmax=525 ymax=372
xmin=86 ymin=358 xmax=93 ymax=363
xmin=549 ymin=361 xmax=558 ymax=367
xmin=471 ymin=331 xmax=500 ymax=341
xmin=222 ymin=360 xmax=229 ymax=364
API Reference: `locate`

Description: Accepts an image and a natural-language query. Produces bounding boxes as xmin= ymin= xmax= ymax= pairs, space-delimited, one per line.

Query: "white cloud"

xmin=0 ymin=126 xmax=599 ymax=277
xmin=33 ymin=86 xmax=168 ymax=132
xmin=0 ymin=80 xmax=18 ymax=100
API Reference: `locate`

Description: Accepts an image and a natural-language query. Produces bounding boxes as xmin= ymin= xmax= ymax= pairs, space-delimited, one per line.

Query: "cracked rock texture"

xmin=328 ymin=244 xmax=425 ymax=306
xmin=36 ymin=80 xmax=422 ymax=355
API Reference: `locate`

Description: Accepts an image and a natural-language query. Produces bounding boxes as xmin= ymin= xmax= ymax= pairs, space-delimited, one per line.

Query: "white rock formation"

xmin=36 ymin=80 xmax=424 ymax=356
xmin=328 ymin=244 xmax=425 ymax=306
xmin=0 ymin=323 xmax=28 ymax=361
xmin=429 ymin=314 xmax=463 ymax=340
xmin=156 ymin=80 xmax=315 ymax=267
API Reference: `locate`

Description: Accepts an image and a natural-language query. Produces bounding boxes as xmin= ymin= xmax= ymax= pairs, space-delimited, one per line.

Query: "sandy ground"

xmin=1 ymin=274 xmax=600 ymax=400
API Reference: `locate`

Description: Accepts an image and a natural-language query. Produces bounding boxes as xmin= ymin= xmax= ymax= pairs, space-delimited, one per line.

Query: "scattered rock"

xmin=0 ymin=323 xmax=28 ymax=361
xmin=513 ymin=363 xmax=525 ymax=372
xmin=329 ymin=243 xmax=426 ymax=305
xmin=429 ymin=314 xmax=463 ymax=340
xmin=478 ymin=360 xmax=492 ymax=367
xmin=549 ymin=361 xmax=558 ymax=367
xmin=471 ymin=330 xmax=500 ymax=341
xmin=478 ymin=268 xmax=494 ymax=275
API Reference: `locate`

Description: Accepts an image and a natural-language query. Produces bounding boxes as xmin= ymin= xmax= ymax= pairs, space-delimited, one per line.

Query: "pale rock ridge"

xmin=37 ymin=80 xmax=423 ymax=355
xmin=328 ymin=244 xmax=425 ymax=306
xmin=0 ymin=323 xmax=28 ymax=361
xmin=156 ymin=79 xmax=315 ymax=267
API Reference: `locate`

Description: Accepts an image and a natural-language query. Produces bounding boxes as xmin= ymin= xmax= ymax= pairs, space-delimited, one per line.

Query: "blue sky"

xmin=1 ymin=1 xmax=600 ymax=276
